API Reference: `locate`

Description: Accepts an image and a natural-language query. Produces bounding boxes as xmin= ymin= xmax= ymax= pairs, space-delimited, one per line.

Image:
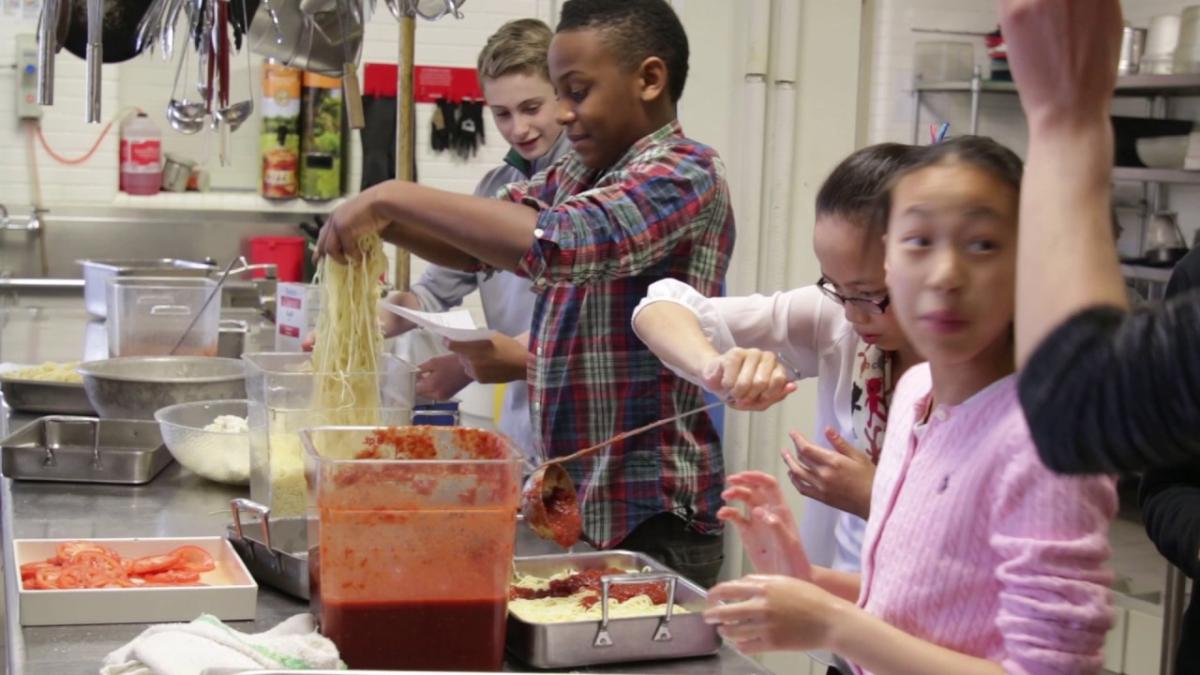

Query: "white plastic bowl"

xmin=154 ymin=399 xmax=251 ymax=485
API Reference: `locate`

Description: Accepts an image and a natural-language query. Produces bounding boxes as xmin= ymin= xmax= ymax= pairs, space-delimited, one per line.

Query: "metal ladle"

xmin=521 ymin=399 xmax=726 ymax=547
xmin=166 ymin=42 xmax=207 ymax=134
xmin=214 ymin=0 xmax=254 ymax=131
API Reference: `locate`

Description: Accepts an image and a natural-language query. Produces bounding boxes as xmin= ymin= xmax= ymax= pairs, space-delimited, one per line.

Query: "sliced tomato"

xmin=128 ymin=553 xmax=181 ymax=576
xmin=68 ymin=550 xmax=126 ymax=580
xmin=55 ymin=541 xmax=117 ymax=564
xmin=140 ymin=569 xmax=201 ymax=585
xmin=53 ymin=566 xmax=89 ymax=589
xmin=169 ymin=546 xmax=215 ymax=573
xmin=20 ymin=561 xmax=56 ymax=580
xmin=33 ymin=565 xmax=62 ymax=589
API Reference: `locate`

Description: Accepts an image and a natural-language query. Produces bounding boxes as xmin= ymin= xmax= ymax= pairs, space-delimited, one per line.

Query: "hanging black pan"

xmin=62 ymin=0 xmax=156 ymax=63
xmin=61 ymin=0 xmax=258 ymax=63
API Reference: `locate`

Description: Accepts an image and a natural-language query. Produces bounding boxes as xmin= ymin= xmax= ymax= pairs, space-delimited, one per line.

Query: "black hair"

xmin=815 ymin=143 xmax=921 ymax=228
xmin=557 ymin=0 xmax=689 ymax=103
xmin=880 ymin=136 xmax=1024 ymax=230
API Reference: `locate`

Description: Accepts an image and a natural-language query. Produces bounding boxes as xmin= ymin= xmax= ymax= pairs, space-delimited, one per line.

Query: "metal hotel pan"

xmin=0 ymin=378 xmax=96 ymax=415
xmin=225 ymin=498 xmax=309 ymax=599
xmin=0 ymin=415 xmax=172 ymax=484
xmin=507 ymin=550 xmax=721 ymax=669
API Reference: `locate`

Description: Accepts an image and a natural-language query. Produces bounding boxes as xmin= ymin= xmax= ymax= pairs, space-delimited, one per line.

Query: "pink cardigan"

xmin=854 ymin=366 xmax=1116 ymax=675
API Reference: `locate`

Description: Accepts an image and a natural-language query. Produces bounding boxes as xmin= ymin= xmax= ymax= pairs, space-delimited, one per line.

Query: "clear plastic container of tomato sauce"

xmin=300 ymin=425 xmax=523 ymax=670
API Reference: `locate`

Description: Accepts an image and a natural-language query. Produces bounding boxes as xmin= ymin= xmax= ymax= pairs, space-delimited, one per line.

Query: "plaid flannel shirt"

xmin=501 ymin=120 xmax=736 ymax=548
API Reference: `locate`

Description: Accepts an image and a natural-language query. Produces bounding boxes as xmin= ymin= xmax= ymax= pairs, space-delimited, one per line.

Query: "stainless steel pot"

xmin=78 ymin=356 xmax=246 ymax=419
xmin=79 ymin=258 xmax=215 ymax=318
xmin=247 ymin=0 xmax=361 ymax=76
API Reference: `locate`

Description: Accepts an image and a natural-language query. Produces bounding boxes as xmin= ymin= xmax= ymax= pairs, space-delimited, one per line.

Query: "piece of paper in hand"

xmin=380 ymin=305 xmax=496 ymax=342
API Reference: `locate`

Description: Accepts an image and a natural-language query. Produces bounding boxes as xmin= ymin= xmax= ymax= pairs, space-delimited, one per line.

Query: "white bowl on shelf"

xmin=1136 ymin=135 xmax=1190 ymax=169
xmin=154 ymin=399 xmax=251 ymax=485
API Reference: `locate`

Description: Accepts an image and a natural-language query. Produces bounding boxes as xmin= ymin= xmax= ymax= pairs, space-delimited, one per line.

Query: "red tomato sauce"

xmin=509 ymin=567 xmax=669 ymax=610
xmin=321 ymin=596 xmax=507 ymax=670
xmin=544 ymin=486 xmax=582 ymax=548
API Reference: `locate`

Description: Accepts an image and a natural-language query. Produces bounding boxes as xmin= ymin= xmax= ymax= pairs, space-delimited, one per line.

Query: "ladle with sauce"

xmin=521 ymin=399 xmax=726 ymax=548
xmin=521 ymin=354 xmax=801 ymax=548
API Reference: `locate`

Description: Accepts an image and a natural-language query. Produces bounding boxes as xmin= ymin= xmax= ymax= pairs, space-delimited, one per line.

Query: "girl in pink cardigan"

xmin=704 ymin=136 xmax=1117 ymax=675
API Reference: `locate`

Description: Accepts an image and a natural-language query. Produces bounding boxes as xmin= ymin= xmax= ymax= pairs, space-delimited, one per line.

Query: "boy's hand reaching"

xmin=446 ymin=334 xmax=530 ymax=384
xmin=718 ymin=471 xmax=812 ymax=579
xmin=701 ymin=348 xmax=796 ymax=411
xmin=416 ymin=354 xmax=473 ymax=401
xmin=317 ymin=185 xmax=391 ymax=264
xmin=782 ymin=429 xmax=875 ymax=520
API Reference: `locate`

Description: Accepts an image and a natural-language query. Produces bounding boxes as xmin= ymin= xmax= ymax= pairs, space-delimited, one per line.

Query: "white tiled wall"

xmin=0 ymin=1 xmax=552 ymax=212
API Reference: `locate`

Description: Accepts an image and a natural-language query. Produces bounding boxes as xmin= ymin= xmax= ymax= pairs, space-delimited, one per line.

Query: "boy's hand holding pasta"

xmin=318 ymin=186 xmax=392 ymax=264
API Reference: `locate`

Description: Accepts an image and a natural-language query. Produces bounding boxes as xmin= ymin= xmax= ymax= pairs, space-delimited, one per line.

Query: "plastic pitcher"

xmin=301 ymin=425 xmax=523 ymax=670
xmin=241 ymin=352 xmax=417 ymax=518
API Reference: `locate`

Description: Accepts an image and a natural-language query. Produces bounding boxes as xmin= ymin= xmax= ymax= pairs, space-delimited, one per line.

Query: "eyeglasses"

xmin=816 ymin=276 xmax=890 ymax=315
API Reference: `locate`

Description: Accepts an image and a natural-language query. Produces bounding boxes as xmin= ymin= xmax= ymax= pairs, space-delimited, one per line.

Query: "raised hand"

xmin=999 ymin=0 xmax=1123 ymax=132
xmin=719 ymin=471 xmax=812 ymax=579
xmin=782 ymin=428 xmax=876 ymax=520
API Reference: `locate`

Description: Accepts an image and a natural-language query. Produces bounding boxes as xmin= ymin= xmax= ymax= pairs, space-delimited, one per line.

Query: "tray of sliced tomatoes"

xmin=13 ymin=537 xmax=257 ymax=626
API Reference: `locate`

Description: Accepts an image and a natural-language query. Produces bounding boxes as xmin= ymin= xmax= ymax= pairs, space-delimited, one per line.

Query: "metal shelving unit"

xmin=914 ymin=69 xmax=1200 ymax=294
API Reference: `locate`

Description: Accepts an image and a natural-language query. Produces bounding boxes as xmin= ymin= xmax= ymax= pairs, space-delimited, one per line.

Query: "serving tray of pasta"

xmin=0 ymin=362 xmax=96 ymax=415
xmin=506 ymin=550 xmax=720 ymax=668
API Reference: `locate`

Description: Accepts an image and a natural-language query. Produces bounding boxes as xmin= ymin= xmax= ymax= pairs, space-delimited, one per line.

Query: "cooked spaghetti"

xmin=311 ymin=233 xmax=387 ymax=426
xmin=2 ymin=362 xmax=83 ymax=383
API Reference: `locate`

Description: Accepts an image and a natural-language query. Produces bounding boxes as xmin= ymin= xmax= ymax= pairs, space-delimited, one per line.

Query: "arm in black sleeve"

xmin=1017 ymin=295 xmax=1200 ymax=474
xmin=1140 ymin=463 xmax=1200 ymax=579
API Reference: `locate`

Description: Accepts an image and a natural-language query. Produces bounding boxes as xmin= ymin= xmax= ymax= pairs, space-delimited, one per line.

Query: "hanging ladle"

xmin=521 ymin=399 xmax=726 ymax=548
xmin=214 ymin=0 xmax=253 ymax=131
xmin=165 ymin=39 xmax=206 ymax=133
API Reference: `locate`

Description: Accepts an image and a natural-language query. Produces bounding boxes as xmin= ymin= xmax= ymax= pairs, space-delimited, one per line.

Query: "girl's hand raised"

xmin=783 ymin=429 xmax=876 ymax=520
xmin=718 ymin=471 xmax=812 ymax=579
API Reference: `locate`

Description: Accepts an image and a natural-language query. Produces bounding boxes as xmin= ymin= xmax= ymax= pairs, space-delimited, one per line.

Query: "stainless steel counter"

xmin=0 ymin=302 xmax=771 ymax=675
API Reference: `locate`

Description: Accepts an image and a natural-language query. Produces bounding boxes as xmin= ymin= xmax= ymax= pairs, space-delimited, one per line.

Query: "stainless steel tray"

xmin=225 ymin=498 xmax=309 ymax=599
xmin=0 ymin=378 xmax=96 ymax=415
xmin=507 ymin=551 xmax=721 ymax=669
xmin=0 ymin=416 xmax=172 ymax=484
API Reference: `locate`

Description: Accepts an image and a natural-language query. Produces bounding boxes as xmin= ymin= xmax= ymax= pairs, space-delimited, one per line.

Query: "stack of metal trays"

xmin=507 ymin=551 xmax=721 ymax=668
xmin=0 ymin=416 xmax=172 ymax=484
xmin=225 ymin=498 xmax=310 ymax=600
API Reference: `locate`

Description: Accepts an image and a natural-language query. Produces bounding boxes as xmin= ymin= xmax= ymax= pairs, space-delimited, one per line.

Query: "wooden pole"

xmin=393 ymin=15 xmax=416 ymax=291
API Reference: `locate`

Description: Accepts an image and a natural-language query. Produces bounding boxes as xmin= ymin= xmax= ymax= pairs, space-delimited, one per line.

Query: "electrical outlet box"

xmin=16 ymin=34 xmax=42 ymax=120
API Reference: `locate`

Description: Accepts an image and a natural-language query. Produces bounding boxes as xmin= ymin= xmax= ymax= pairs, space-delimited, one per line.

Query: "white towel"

xmin=100 ymin=613 xmax=344 ymax=675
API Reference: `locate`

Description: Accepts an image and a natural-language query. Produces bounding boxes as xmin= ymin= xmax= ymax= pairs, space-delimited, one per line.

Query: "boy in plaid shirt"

xmin=318 ymin=0 xmax=735 ymax=586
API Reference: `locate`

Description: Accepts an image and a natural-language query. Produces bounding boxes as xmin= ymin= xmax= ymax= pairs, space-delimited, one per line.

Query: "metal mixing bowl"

xmin=78 ymin=357 xmax=246 ymax=420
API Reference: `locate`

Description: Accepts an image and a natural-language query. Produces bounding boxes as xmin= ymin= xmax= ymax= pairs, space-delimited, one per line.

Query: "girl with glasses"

xmin=632 ymin=143 xmax=923 ymax=673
